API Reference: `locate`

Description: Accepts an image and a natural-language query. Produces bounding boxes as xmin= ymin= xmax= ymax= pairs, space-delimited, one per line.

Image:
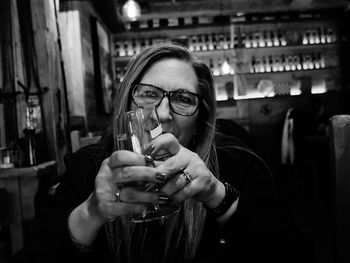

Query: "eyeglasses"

xmin=131 ymin=83 xmax=202 ymax=116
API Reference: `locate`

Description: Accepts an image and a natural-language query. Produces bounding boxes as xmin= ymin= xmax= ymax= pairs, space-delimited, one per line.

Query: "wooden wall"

xmin=59 ymin=1 xmax=111 ymax=134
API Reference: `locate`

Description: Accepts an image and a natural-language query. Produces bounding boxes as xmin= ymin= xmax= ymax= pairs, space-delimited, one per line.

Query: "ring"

xmin=182 ymin=169 xmax=193 ymax=184
xmin=115 ymin=189 xmax=121 ymax=202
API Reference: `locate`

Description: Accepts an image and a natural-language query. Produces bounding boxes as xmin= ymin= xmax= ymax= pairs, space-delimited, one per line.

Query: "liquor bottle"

xmin=126 ymin=40 xmax=134 ymax=56
xmin=268 ymin=55 xmax=274 ymax=72
xmin=327 ymin=28 xmax=336 ymax=43
xmin=309 ymin=30 xmax=315 ymax=45
xmin=208 ymin=34 xmax=214 ymax=50
xmin=218 ymin=34 xmax=225 ymax=50
xmin=203 ymin=34 xmax=209 ymax=51
xmin=313 ymin=53 xmax=320 ymax=69
xmin=314 ymin=29 xmax=320 ymax=44
xmin=250 ymin=56 xmax=256 ymax=73
xmin=302 ymin=30 xmax=309 ymax=45
xmin=114 ymin=42 xmax=120 ymax=57
xmin=222 ymin=34 xmax=229 ymax=50
xmin=272 ymin=56 xmax=279 ymax=72
xmin=212 ymin=59 xmax=220 ymax=76
xmin=266 ymin=30 xmax=273 ymax=47
xmin=23 ymin=106 xmax=38 ymax=166
xmin=188 ymin=35 xmax=194 ymax=51
xmin=244 ymin=33 xmax=252 ymax=48
xmin=216 ymin=58 xmax=223 ymax=75
xmin=119 ymin=41 xmax=127 ymax=57
xmin=209 ymin=59 xmax=215 ymax=74
xmin=136 ymin=39 xmax=142 ymax=54
xmin=221 ymin=58 xmax=231 ymax=75
xmin=265 ymin=56 xmax=272 ymax=72
xmin=290 ymin=55 xmax=297 ymax=71
xmin=258 ymin=31 xmax=265 ymax=47
xmin=251 ymin=32 xmax=258 ymax=48
xmin=227 ymin=34 xmax=233 ymax=49
xmin=278 ymin=55 xmax=285 ymax=72
xmin=318 ymin=52 xmax=326 ymax=68
xmin=255 ymin=57 xmax=262 ymax=73
xmin=273 ymin=30 xmax=280 ymax=46
xmin=211 ymin=33 xmax=217 ymax=50
xmin=297 ymin=54 xmax=303 ymax=71
xmin=320 ymin=27 xmax=326 ymax=44
xmin=280 ymin=30 xmax=287 ymax=46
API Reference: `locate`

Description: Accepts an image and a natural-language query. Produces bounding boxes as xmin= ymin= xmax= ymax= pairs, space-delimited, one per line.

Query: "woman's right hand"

xmin=88 ymin=149 xmax=168 ymax=223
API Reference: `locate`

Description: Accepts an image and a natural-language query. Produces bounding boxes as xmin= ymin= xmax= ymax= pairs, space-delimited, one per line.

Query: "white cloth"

xmin=281 ymin=108 xmax=295 ymax=165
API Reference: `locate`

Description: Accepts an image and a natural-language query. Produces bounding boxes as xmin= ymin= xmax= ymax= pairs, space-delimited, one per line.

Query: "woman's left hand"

xmin=148 ymin=133 xmax=226 ymax=209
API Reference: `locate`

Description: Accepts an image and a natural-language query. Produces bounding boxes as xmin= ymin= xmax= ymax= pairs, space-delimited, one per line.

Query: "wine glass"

xmin=114 ymin=107 xmax=180 ymax=223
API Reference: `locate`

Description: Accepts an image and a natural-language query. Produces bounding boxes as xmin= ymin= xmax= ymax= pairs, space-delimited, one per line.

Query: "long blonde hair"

xmin=102 ymin=42 xmax=218 ymax=262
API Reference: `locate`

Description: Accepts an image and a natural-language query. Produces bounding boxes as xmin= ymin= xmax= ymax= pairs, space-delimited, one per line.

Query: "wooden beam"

xmin=329 ymin=115 xmax=350 ymax=263
xmin=30 ymin=0 xmax=69 ymax=174
xmin=136 ymin=0 xmax=349 ymax=20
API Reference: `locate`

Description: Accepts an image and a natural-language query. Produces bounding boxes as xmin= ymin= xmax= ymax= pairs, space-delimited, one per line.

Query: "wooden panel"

xmin=329 ymin=115 xmax=350 ymax=263
xmin=58 ymin=10 xmax=86 ymax=117
xmin=31 ymin=0 xmax=69 ymax=174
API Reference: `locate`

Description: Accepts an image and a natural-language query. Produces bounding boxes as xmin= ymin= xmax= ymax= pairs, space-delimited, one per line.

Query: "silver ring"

xmin=115 ymin=189 xmax=121 ymax=202
xmin=182 ymin=169 xmax=193 ymax=184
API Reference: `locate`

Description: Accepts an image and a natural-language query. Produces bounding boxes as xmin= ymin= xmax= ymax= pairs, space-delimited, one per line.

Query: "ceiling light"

xmin=122 ymin=0 xmax=141 ymax=21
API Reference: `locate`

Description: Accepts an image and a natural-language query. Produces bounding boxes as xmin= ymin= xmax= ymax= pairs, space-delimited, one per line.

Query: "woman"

xmin=12 ymin=43 xmax=315 ymax=263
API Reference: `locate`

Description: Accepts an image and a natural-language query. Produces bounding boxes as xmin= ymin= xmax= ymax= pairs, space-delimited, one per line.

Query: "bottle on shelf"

xmin=251 ymin=32 xmax=258 ymax=48
xmin=250 ymin=56 xmax=256 ymax=73
xmin=208 ymin=34 xmax=214 ymax=50
xmin=266 ymin=30 xmax=273 ymax=47
xmin=314 ymin=29 xmax=320 ymax=44
xmin=296 ymin=54 xmax=302 ymax=71
xmin=244 ymin=33 xmax=252 ymax=48
xmin=126 ymin=40 xmax=134 ymax=56
xmin=202 ymin=34 xmax=209 ymax=51
xmin=266 ymin=56 xmax=273 ymax=72
xmin=216 ymin=58 xmax=223 ymax=75
xmin=272 ymin=55 xmax=279 ymax=72
xmin=119 ymin=41 xmax=127 ymax=57
xmin=211 ymin=33 xmax=217 ymax=50
xmin=272 ymin=30 xmax=280 ymax=46
xmin=221 ymin=57 xmax=231 ymax=75
xmin=212 ymin=58 xmax=220 ymax=76
xmin=326 ymin=28 xmax=336 ymax=43
xmin=209 ymin=58 xmax=215 ymax=73
xmin=319 ymin=27 xmax=326 ymax=44
xmin=280 ymin=30 xmax=287 ymax=46
xmin=217 ymin=34 xmax=225 ymax=50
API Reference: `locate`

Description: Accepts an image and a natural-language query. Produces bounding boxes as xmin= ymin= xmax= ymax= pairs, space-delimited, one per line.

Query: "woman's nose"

xmin=156 ymin=96 xmax=172 ymax=121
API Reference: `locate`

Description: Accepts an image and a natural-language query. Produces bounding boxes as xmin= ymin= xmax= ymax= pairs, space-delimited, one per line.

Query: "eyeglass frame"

xmin=130 ymin=82 xmax=203 ymax=116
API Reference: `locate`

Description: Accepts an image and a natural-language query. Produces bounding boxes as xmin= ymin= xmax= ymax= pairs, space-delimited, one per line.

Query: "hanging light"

xmin=122 ymin=0 xmax=141 ymax=21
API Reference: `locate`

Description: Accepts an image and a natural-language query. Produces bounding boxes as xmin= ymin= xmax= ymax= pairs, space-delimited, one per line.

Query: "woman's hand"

xmin=89 ymin=150 xmax=168 ymax=223
xmin=149 ymin=133 xmax=226 ymax=209
xmin=68 ymin=150 xmax=167 ymax=245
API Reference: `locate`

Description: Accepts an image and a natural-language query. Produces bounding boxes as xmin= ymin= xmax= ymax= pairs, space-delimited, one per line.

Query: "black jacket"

xmin=12 ymin=127 xmax=316 ymax=263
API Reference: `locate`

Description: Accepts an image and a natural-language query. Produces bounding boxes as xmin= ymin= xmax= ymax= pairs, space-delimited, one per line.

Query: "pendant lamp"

xmin=122 ymin=0 xmax=141 ymax=21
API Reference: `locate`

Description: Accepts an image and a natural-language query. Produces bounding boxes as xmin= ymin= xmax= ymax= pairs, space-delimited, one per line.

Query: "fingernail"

xmin=158 ymin=194 xmax=169 ymax=202
xmin=155 ymin=172 xmax=167 ymax=181
xmin=144 ymin=155 xmax=155 ymax=167
xmin=144 ymin=144 xmax=155 ymax=155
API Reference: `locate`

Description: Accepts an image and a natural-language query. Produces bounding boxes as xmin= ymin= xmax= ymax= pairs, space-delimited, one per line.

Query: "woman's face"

xmin=130 ymin=58 xmax=199 ymax=147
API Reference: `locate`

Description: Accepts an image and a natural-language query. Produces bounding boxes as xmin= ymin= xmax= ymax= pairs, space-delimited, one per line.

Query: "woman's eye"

xmin=141 ymin=91 xmax=159 ymax=98
xmin=174 ymin=94 xmax=195 ymax=104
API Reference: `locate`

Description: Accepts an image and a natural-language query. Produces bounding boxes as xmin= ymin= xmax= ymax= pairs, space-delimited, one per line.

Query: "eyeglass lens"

xmin=132 ymin=84 xmax=199 ymax=116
